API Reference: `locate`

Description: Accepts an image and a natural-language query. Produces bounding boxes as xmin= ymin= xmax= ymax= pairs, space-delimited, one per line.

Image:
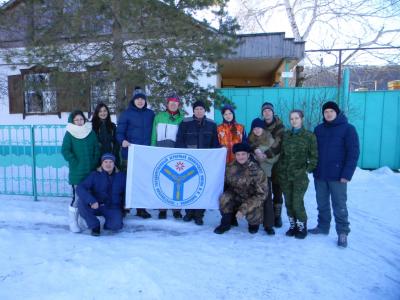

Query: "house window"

xmin=90 ymin=71 xmax=116 ymax=113
xmin=24 ymin=72 xmax=57 ymax=113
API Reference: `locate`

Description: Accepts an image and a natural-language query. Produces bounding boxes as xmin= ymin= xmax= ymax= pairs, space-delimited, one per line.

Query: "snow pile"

xmin=0 ymin=168 xmax=399 ymax=300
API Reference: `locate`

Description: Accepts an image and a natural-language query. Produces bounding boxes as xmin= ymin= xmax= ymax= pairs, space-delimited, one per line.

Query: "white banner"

xmin=125 ymin=145 xmax=227 ymax=209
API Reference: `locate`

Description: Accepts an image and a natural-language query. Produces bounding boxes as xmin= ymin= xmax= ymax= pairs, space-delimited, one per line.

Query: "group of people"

xmin=61 ymin=87 xmax=359 ymax=248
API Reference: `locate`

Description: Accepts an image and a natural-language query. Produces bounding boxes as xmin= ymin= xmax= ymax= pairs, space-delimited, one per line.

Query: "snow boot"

xmin=158 ymin=210 xmax=167 ymax=219
xmin=91 ymin=226 xmax=100 ymax=236
xmin=274 ymin=204 xmax=283 ymax=228
xmin=248 ymin=224 xmax=259 ymax=234
xmin=194 ymin=217 xmax=204 ymax=226
xmin=214 ymin=213 xmax=232 ymax=234
xmin=77 ymin=215 xmax=88 ymax=230
xmin=337 ymin=233 xmax=348 ymax=248
xmin=68 ymin=205 xmax=81 ymax=233
xmin=294 ymin=221 xmax=307 ymax=239
xmin=285 ymin=217 xmax=297 ymax=237
xmin=231 ymin=215 xmax=239 ymax=227
xmin=173 ymin=210 xmax=182 ymax=219
xmin=136 ymin=208 xmax=151 ymax=219
xmin=264 ymin=226 xmax=275 ymax=235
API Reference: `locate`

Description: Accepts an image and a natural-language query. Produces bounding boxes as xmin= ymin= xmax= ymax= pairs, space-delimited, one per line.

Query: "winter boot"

xmin=274 ymin=204 xmax=283 ymax=228
xmin=248 ymin=224 xmax=259 ymax=234
xmin=285 ymin=217 xmax=297 ymax=237
xmin=68 ymin=205 xmax=81 ymax=233
xmin=308 ymin=226 xmax=329 ymax=235
xmin=77 ymin=215 xmax=88 ymax=230
xmin=231 ymin=215 xmax=239 ymax=227
xmin=194 ymin=217 xmax=204 ymax=226
xmin=264 ymin=226 xmax=275 ymax=235
xmin=173 ymin=210 xmax=182 ymax=219
xmin=183 ymin=211 xmax=194 ymax=222
xmin=337 ymin=233 xmax=348 ymax=248
xmin=158 ymin=210 xmax=167 ymax=219
xmin=294 ymin=220 xmax=307 ymax=239
xmin=91 ymin=226 xmax=100 ymax=236
xmin=136 ymin=208 xmax=151 ymax=219
xmin=214 ymin=213 xmax=232 ymax=234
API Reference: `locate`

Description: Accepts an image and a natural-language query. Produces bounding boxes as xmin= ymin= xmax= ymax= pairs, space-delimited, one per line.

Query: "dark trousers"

xmin=272 ymin=182 xmax=283 ymax=205
xmin=78 ymin=199 xmax=123 ymax=230
xmin=185 ymin=209 xmax=205 ymax=219
xmin=314 ymin=179 xmax=350 ymax=235
xmin=263 ymin=178 xmax=275 ymax=228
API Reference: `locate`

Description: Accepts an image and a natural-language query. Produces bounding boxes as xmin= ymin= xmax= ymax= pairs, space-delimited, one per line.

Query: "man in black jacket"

xmin=175 ymin=100 xmax=220 ymax=225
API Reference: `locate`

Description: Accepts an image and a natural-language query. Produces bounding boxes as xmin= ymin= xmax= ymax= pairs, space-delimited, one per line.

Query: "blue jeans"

xmin=314 ymin=179 xmax=350 ymax=235
xmin=78 ymin=199 xmax=123 ymax=230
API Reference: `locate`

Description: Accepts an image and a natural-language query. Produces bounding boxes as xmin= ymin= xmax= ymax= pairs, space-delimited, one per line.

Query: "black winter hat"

xmin=261 ymin=102 xmax=274 ymax=113
xmin=322 ymin=101 xmax=340 ymax=115
xmin=192 ymin=100 xmax=206 ymax=111
xmin=132 ymin=86 xmax=147 ymax=101
xmin=221 ymin=105 xmax=235 ymax=121
xmin=232 ymin=142 xmax=251 ymax=154
xmin=251 ymin=118 xmax=266 ymax=131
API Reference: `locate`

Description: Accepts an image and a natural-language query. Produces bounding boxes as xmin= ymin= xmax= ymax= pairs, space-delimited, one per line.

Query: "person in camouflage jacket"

xmin=277 ymin=110 xmax=318 ymax=239
xmin=214 ymin=143 xmax=268 ymax=234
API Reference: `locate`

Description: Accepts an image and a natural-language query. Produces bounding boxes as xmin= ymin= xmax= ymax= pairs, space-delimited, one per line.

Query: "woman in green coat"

xmin=278 ymin=110 xmax=318 ymax=239
xmin=62 ymin=110 xmax=100 ymax=233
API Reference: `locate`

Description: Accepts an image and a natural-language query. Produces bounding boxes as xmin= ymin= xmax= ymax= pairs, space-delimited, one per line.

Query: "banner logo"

xmin=152 ymin=153 xmax=206 ymax=206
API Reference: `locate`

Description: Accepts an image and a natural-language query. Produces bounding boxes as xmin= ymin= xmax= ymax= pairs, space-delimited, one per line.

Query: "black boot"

xmin=294 ymin=220 xmax=307 ymax=239
xmin=173 ymin=210 xmax=182 ymax=219
xmin=231 ymin=214 xmax=239 ymax=227
xmin=285 ymin=217 xmax=297 ymax=237
xmin=214 ymin=213 xmax=232 ymax=234
xmin=248 ymin=224 xmax=259 ymax=234
xmin=264 ymin=226 xmax=275 ymax=235
xmin=158 ymin=210 xmax=167 ymax=219
xmin=136 ymin=208 xmax=151 ymax=219
xmin=91 ymin=226 xmax=100 ymax=236
xmin=183 ymin=212 xmax=194 ymax=222
xmin=337 ymin=233 xmax=348 ymax=248
xmin=274 ymin=204 xmax=283 ymax=228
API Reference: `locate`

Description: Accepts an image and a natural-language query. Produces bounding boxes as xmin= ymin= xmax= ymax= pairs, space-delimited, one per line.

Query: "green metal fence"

xmin=0 ymin=125 xmax=71 ymax=198
xmin=216 ymin=88 xmax=400 ymax=170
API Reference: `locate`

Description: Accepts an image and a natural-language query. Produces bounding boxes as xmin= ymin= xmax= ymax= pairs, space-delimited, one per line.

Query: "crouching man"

xmin=214 ymin=143 xmax=268 ymax=234
xmin=77 ymin=153 xmax=126 ymax=236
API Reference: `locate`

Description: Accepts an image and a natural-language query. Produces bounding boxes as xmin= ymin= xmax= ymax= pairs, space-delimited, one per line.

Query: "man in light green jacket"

xmin=151 ymin=94 xmax=185 ymax=219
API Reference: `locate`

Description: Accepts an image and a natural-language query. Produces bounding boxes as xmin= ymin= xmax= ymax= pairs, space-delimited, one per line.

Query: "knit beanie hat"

xmin=251 ymin=118 xmax=266 ymax=131
xmin=132 ymin=86 xmax=147 ymax=101
xmin=232 ymin=142 xmax=251 ymax=154
xmin=167 ymin=93 xmax=180 ymax=103
xmin=322 ymin=101 xmax=340 ymax=115
xmin=192 ymin=100 xmax=206 ymax=111
xmin=101 ymin=153 xmax=116 ymax=163
xmin=261 ymin=102 xmax=274 ymax=114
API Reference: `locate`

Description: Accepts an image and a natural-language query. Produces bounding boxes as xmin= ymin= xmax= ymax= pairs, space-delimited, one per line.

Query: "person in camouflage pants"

xmin=214 ymin=143 xmax=268 ymax=234
xmin=277 ymin=110 xmax=318 ymax=239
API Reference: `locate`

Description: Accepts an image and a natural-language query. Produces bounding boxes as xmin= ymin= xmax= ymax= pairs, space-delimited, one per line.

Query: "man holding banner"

xmin=174 ymin=100 xmax=220 ymax=225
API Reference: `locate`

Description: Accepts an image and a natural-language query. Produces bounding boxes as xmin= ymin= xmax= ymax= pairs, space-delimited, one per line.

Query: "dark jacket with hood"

xmin=116 ymin=98 xmax=155 ymax=159
xmin=61 ymin=111 xmax=100 ymax=185
xmin=313 ymin=113 xmax=360 ymax=181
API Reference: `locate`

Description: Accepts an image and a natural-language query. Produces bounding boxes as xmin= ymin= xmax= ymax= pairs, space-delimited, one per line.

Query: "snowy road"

xmin=0 ymin=168 xmax=399 ymax=300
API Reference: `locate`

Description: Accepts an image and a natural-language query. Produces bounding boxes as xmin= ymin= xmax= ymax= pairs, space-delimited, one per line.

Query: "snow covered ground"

xmin=0 ymin=167 xmax=399 ymax=300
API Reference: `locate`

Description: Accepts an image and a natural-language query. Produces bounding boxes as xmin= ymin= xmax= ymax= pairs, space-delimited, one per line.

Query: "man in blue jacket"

xmin=116 ymin=87 xmax=154 ymax=219
xmin=309 ymin=101 xmax=360 ymax=248
xmin=77 ymin=153 xmax=126 ymax=236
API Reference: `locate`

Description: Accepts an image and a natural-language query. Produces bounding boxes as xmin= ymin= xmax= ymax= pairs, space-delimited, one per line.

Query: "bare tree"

xmin=234 ymin=0 xmax=400 ymax=66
